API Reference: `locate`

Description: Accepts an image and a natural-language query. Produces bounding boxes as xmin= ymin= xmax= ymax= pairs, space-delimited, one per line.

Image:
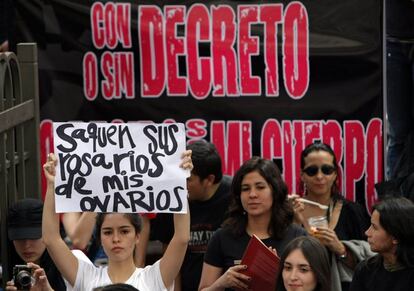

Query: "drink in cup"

xmin=308 ymin=216 xmax=328 ymax=235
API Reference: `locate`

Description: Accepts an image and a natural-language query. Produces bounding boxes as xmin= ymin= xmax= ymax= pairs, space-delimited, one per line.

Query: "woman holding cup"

xmin=307 ymin=216 xmax=329 ymax=235
xmin=291 ymin=142 xmax=371 ymax=291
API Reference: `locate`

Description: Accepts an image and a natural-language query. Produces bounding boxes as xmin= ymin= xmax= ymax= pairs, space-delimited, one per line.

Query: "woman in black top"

xmin=199 ymin=157 xmax=307 ymax=290
xmin=291 ymin=142 xmax=371 ymax=290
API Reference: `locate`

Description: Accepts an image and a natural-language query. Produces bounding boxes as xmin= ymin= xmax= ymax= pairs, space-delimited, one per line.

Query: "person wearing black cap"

xmin=7 ymin=198 xmax=66 ymax=290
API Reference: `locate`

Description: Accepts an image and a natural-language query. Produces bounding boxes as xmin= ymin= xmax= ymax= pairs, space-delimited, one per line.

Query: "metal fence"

xmin=0 ymin=43 xmax=40 ymax=286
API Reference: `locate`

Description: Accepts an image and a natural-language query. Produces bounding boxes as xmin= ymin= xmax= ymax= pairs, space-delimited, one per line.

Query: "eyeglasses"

xmin=303 ymin=165 xmax=336 ymax=176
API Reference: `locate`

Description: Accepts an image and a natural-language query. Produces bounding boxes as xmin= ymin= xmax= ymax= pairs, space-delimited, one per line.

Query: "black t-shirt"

xmin=151 ymin=175 xmax=232 ymax=291
xmin=204 ymin=224 xmax=307 ymax=285
xmin=334 ymin=199 xmax=370 ymax=241
xmin=350 ymin=257 xmax=414 ymax=291
xmin=386 ymin=0 xmax=414 ymax=39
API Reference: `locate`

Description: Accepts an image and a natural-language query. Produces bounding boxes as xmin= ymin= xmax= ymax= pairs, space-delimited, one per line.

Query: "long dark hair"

xmin=276 ymin=236 xmax=331 ymax=291
xmin=300 ymin=142 xmax=341 ymax=201
xmin=368 ymin=197 xmax=414 ymax=268
xmin=95 ymin=213 xmax=142 ymax=245
xmin=223 ymin=157 xmax=293 ymax=239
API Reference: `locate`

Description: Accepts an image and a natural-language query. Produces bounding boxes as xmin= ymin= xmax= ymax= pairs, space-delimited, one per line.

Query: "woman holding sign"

xmin=198 ymin=157 xmax=307 ymax=290
xmin=42 ymin=152 xmax=192 ymax=290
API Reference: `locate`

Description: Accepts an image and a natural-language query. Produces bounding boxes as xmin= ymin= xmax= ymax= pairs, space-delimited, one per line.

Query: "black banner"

xmin=14 ymin=0 xmax=383 ymax=211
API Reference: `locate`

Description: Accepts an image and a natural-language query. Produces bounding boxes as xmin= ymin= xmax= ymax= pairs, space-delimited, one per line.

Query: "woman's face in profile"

xmin=282 ymin=248 xmax=317 ymax=291
xmin=365 ymin=210 xmax=396 ymax=255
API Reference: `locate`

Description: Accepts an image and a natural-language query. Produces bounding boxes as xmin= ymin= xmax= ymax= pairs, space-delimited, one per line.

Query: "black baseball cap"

xmin=8 ymin=198 xmax=43 ymax=240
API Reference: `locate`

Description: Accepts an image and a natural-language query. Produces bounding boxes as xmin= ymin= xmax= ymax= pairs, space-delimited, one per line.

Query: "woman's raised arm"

xmin=42 ymin=153 xmax=79 ymax=286
xmin=159 ymin=150 xmax=192 ymax=288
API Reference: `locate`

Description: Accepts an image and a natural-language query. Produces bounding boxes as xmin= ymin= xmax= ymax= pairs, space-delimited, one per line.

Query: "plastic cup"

xmin=308 ymin=216 xmax=328 ymax=234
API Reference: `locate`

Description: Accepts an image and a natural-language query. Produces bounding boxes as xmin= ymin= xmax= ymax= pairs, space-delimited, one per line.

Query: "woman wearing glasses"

xmin=291 ymin=142 xmax=372 ymax=291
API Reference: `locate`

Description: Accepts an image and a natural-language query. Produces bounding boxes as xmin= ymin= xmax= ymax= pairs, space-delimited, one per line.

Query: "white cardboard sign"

xmin=53 ymin=122 xmax=188 ymax=213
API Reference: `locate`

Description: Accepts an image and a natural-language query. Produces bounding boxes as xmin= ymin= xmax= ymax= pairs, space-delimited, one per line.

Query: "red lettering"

xmin=365 ymin=118 xmax=383 ymax=211
xmin=261 ymin=120 xmax=295 ymax=192
xmin=101 ymin=52 xmax=134 ymax=99
xmin=323 ymin=120 xmax=344 ymax=191
xmin=139 ymin=6 xmax=165 ymax=97
xmin=303 ymin=121 xmax=322 ymax=146
xmin=101 ymin=52 xmax=115 ymax=98
xmin=293 ymin=121 xmax=325 ymax=193
xmin=132 ymin=4 xmax=311 ymax=99
xmin=91 ymin=2 xmax=105 ymax=48
xmin=293 ymin=121 xmax=305 ymax=193
xmin=105 ymin=3 xmax=117 ymax=49
xmin=186 ymin=4 xmax=211 ymax=99
xmin=83 ymin=52 xmax=98 ymax=100
xmin=211 ymin=121 xmax=226 ymax=173
xmin=260 ymin=5 xmax=283 ymax=96
xmin=283 ymin=2 xmax=309 ymax=99
xmin=165 ymin=6 xmax=187 ymax=96
xmin=211 ymin=121 xmax=252 ymax=175
xmin=261 ymin=119 xmax=283 ymax=160
xmin=242 ymin=122 xmax=252 ymax=161
xmin=283 ymin=121 xmax=295 ymax=193
xmin=344 ymin=121 xmax=365 ymax=202
xmin=211 ymin=6 xmax=238 ymax=96
xmin=116 ymin=3 xmax=131 ymax=47
xmin=119 ymin=52 xmax=135 ymax=99
xmin=91 ymin=2 xmax=131 ymax=49
xmin=119 ymin=52 xmax=134 ymax=98
xmin=225 ymin=122 xmax=244 ymax=174
xmin=238 ymin=6 xmax=260 ymax=95
xmin=186 ymin=119 xmax=207 ymax=140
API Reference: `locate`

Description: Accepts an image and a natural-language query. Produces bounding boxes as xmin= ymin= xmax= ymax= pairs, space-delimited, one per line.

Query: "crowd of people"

xmin=3 ymin=140 xmax=414 ymax=291
xmin=1 ymin=1 xmax=413 ymax=287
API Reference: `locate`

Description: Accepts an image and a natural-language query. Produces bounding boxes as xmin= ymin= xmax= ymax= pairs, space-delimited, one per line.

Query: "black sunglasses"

xmin=303 ymin=164 xmax=336 ymax=176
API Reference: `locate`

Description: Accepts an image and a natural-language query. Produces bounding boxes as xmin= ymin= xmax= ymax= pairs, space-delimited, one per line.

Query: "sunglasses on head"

xmin=303 ymin=164 xmax=336 ymax=176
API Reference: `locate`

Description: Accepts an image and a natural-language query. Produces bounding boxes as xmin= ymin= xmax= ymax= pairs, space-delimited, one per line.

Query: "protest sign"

xmin=53 ymin=122 xmax=188 ymax=213
xmin=15 ymin=0 xmax=383 ymax=212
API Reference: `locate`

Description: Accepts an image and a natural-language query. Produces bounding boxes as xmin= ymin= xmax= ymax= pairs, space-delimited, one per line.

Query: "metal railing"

xmin=0 ymin=43 xmax=40 ymax=286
